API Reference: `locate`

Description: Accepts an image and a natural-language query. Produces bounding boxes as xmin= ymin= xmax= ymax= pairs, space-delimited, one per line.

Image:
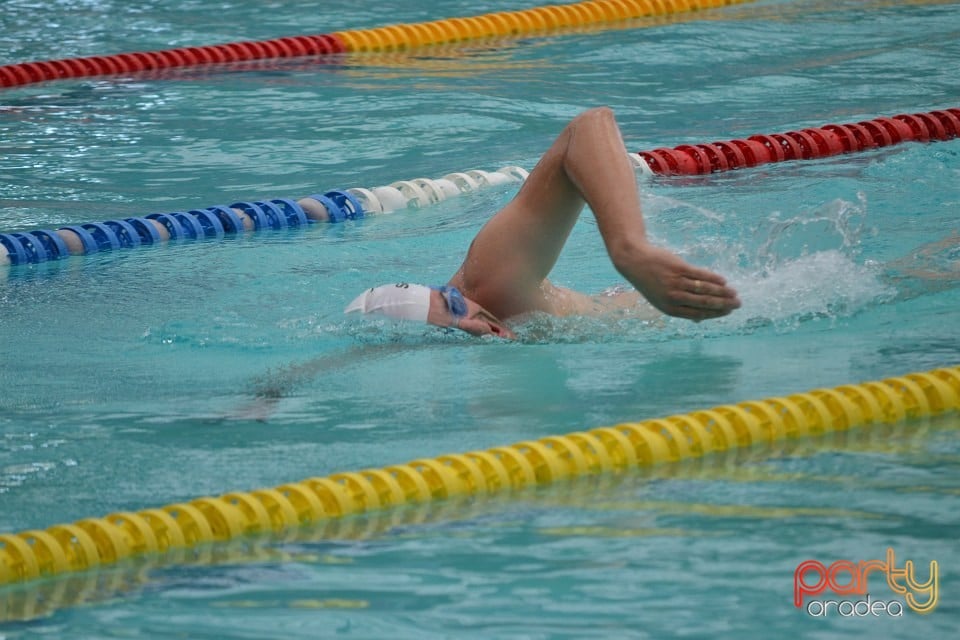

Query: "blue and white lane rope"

xmin=0 ymin=154 xmax=651 ymax=268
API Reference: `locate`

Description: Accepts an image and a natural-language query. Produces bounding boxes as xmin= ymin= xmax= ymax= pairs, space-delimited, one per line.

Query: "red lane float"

xmin=637 ymin=108 xmax=960 ymax=175
xmin=0 ymin=35 xmax=347 ymax=89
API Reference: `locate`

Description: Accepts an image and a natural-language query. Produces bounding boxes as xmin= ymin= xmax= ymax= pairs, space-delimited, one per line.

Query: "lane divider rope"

xmin=2 ymin=107 xmax=958 ymax=269
xmin=0 ymin=166 xmax=531 ymax=267
xmin=642 ymin=107 xmax=960 ymax=174
xmin=0 ymin=1 xmax=756 ymax=90
xmin=0 ymin=413 xmax=939 ymax=623
xmin=333 ymin=0 xmax=753 ymax=52
xmin=1 ymin=365 xmax=957 ymax=587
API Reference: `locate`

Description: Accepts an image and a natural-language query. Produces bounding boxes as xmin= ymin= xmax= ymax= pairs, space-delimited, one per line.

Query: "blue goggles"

xmin=432 ymin=285 xmax=468 ymax=318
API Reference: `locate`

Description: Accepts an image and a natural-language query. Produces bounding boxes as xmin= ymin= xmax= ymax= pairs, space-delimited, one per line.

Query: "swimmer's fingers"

xmin=680 ymin=263 xmax=730 ymax=287
xmin=682 ymin=276 xmax=737 ymax=300
xmin=662 ymin=280 xmax=740 ymax=320
xmin=674 ymin=274 xmax=740 ymax=311
xmin=663 ymin=302 xmax=735 ymax=321
xmin=619 ymin=243 xmax=740 ymax=321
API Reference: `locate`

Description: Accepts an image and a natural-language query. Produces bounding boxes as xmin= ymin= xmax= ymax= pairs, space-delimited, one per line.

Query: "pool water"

xmin=1 ymin=0 xmax=959 ymax=637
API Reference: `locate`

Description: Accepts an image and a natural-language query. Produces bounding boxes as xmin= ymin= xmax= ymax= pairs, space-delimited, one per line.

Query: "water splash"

xmin=675 ymin=193 xmax=895 ymax=334
xmin=717 ymin=248 xmax=892 ymax=333
xmin=754 ymin=193 xmax=870 ymax=271
xmin=518 ymin=194 xmax=896 ymax=342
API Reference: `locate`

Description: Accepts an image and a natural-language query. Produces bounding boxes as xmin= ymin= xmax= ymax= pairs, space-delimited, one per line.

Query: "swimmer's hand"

xmin=612 ymin=241 xmax=741 ymax=321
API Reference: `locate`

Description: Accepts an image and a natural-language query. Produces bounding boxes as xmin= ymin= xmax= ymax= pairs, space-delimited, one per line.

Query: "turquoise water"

xmin=1 ymin=0 xmax=959 ymax=637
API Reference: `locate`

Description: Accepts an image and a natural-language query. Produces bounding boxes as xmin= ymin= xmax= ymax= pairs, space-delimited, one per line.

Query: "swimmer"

xmin=345 ymin=107 xmax=742 ymax=339
xmin=882 ymin=233 xmax=960 ymax=299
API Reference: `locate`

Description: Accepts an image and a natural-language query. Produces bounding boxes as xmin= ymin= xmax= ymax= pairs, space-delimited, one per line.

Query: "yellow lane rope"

xmin=332 ymin=0 xmax=758 ymax=52
xmin=1 ymin=365 xmax=957 ymax=588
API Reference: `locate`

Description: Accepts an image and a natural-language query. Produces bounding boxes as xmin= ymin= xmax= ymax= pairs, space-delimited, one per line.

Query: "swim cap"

xmin=344 ymin=283 xmax=432 ymax=322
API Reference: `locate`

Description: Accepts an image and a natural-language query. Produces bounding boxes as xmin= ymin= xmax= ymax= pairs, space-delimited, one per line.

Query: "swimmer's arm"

xmin=544 ymin=282 xmax=662 ymax=320
xmin=228 ymin=344 xmax=408 ymax=422
xmin=590 ymin=289 xmax=662 ymax=319
xmin=451 ymin=108 xmax=739 ymax=322
xmin=557 ymin=111 xmax=740 ymax=320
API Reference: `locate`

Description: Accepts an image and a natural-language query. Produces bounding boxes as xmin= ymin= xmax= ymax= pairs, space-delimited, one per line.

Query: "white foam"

xmin=719 ymin=249 xmax=894 ymax=331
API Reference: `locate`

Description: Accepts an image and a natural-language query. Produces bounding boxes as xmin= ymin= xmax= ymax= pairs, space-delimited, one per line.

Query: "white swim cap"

xmin=344 ymin=283 xmax=432 ymax=322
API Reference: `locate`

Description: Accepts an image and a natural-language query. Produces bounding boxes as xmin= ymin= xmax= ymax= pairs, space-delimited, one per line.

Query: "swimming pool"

xmin=1 ymin=0 xmax=958 ymax=636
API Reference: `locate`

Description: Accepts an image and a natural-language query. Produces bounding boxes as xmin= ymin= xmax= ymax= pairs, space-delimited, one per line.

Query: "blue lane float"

xmin=0 ymin=234 xmax=29 ymax=265
xmin=79 ymin=223 xmax=121 ymax=251
xmin=57 ymin=225 xmax=100 ymax=253
xmin=0 ymin=197 xmax=320 ymax=266
xmin=30 ymin=230 xmax=70 ymax=260
xmin=104 ymin=219 xmax=142 ymax=248
xmin=146 ymin=213 xmax=187 ymax=240
xmin=0 ymin=165 xmax=531 ymax=268
xmin=308 ymin=194 xmax=347 ymax=223
xmin=133 ymin=217 xmax=162 ymax=243
xmin=273 ymin=198 xmax=310 ymax=226
xmin=206 ymin=206 xmax=247 ymax=233
xmin=177 ymin=212 xmax=212 ymax=239
xmin=188 ymin=211 xmax=224 ymax=238
xmin=322 ymin=190 xmax=365 ymax=221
